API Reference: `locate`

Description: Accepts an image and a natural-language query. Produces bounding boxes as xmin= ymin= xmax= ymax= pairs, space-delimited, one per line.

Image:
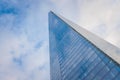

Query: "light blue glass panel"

xmin=49 ymin=12 xmax=120 ymax=80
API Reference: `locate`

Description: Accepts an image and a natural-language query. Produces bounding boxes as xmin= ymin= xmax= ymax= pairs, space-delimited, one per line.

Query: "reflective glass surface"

xmin=49 ymin=12 xmax=120 ymax=80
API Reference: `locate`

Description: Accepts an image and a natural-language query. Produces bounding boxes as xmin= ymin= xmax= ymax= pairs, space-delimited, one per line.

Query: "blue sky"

xmin=0 ymin=0 xmax=120 ymax=80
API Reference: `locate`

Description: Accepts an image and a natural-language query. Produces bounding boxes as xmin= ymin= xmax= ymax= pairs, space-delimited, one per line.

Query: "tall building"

xmin=49 ymin=11 xmax=120 ymax=80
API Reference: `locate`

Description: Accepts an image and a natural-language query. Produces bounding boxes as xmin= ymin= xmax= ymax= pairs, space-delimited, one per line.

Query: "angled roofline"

xmin=50 ymin=11 xmax=120 ymax=65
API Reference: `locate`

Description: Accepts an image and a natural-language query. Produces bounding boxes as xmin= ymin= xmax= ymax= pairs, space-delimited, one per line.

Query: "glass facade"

xmin=49 ymin=12 xmax=120 ymax=80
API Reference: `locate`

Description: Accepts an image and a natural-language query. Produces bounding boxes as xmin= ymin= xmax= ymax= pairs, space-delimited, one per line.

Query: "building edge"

xmin=49 ymin=11 xmax=120 ymax=65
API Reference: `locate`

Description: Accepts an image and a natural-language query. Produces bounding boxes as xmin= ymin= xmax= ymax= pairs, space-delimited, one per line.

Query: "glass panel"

xmin=49 ymin=12 xmax=120 ymax=80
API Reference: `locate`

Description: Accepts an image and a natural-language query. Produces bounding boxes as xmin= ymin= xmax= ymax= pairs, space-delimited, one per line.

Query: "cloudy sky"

xmin=0 ymin=0 xmax=120 ymax=80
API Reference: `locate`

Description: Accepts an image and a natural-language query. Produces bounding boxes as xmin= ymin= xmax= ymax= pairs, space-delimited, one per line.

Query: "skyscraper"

xmin=49 ymin=11 xmax=120 ymax=80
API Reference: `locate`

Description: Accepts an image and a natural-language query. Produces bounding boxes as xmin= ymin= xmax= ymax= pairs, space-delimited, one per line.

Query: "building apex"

xmin=50 ymin=11 xmax=120 ymax=64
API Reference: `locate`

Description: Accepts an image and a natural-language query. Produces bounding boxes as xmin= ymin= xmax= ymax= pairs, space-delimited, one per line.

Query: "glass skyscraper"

xmin=49 ymin=11 xmax=120 ymax=80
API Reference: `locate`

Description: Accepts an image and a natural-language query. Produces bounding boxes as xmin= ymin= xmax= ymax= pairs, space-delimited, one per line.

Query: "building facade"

xmin=49 ymin=11 xmax=120 ymax=80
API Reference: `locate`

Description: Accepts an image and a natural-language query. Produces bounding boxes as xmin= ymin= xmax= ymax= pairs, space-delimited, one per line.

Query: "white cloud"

xmin=51 ymin=0 xmax=120 ymax=48
xmin=0 ymin=0 xmax=50 ymax=80
xmin=75 ymin=0 xmax=120 ymax=48
xmin=1 ymin=0 xmax=120 ymax=80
